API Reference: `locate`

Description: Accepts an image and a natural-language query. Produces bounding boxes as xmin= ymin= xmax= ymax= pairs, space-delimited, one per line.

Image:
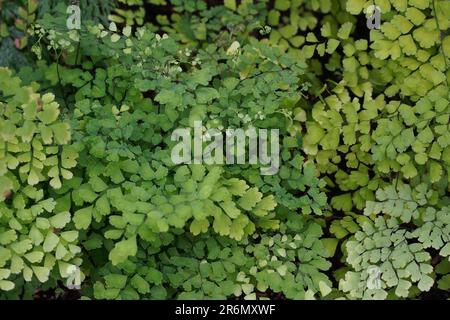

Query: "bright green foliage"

xmin=372 ymin=85 xmax=450 ymax=182
xmin=0 ymin=0 xmax=449 ymax=301
xmin=247 ymin=216 xmax=333 ymax=299
xmin=1 ymin=9 xmax=331 ymax=300
xmin=0 ymin=68 xmax=81 ymax=298
xmin=91 ymin=216 xmax=332 ymax=300
xmin=0 ymin=68 xmax=76 ymax=191
xmin=301 ymin=80 xmax=450 ymax=214
xmin=350 ymin=0 xmax=450 ymax=98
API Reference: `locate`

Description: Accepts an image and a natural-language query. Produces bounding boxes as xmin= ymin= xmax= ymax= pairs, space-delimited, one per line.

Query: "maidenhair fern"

xmin=0 ymin=68 xmax=81 ymax=298
xmin=0 ymin=0 xmax=448 ymax=301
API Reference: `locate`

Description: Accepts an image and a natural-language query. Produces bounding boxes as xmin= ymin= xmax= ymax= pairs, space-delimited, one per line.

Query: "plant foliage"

xmin=0 ymin=0 xmax=448 ymax=300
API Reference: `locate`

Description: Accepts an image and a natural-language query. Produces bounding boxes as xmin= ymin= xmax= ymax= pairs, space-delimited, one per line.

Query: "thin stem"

xmin=56 ymin=50 xmax=68 ymax=109
xmin=74 ymin=40 xmax=81 ymax=65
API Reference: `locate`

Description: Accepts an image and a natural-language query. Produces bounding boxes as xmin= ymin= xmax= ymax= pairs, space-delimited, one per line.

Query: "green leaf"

xmin=190 ymin=219 xmax=209 ymax=235
xmin=43 ymin=232 xmax=59 ymax=252
xmin=73 ymin=206 xmax=93 ymax=230
xmin=417 ymin=275 xmax=434 ymax=292
xmin=31 ymin=266 xmax=50 ymax=283
xmin=321 ymin=238 xmax=339 ymax=257
xmin=319 ymin=281 xmax=332 ymax=297
xmin=224 ymin=0 xmax=236 ymax=11
xmin=49 ymin=211 xmax=71 ymax=229
xmin=346 ymin=0 xmax=366 ymax=14
xmin=0 ymin=280 xmax=15 ymax=291
xmin=109 ymin=237 xmax=137 ymax=266
xmin=105 ymin=274 xmax=128 ymax=289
